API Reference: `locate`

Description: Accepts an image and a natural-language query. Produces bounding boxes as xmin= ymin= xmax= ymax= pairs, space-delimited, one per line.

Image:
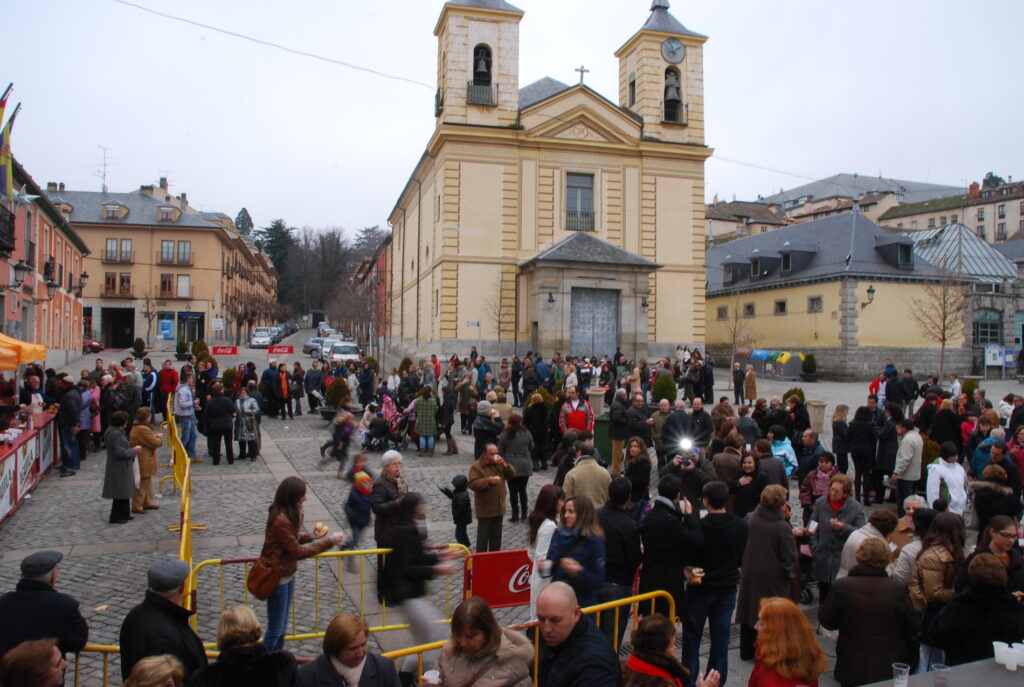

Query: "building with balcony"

xmin=386 ymin=0 xmax=712 ymax=362
xmin=45 ymin=177 xmax=277 ymax=349
xmin=6 ymin=158 xmax=90 ymax=366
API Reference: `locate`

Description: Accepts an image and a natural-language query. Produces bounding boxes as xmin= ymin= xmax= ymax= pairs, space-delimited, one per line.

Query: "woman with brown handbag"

xmin=258 ymin=477 xmax=345 ymax=651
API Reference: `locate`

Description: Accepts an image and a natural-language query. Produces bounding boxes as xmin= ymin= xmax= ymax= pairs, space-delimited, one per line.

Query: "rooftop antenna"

xmin=94 ymin=145 xmax=112 ymax=193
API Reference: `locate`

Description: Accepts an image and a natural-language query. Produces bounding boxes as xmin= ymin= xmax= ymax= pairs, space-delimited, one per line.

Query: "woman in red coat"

xmin=622 ymin=614 xmax=720 ymax=687
xmin=748 ymin=597 xmax=826 ymax=687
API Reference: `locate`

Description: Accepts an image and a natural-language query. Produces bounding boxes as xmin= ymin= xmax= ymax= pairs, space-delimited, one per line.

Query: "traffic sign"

xmin=269 ymin=346 xmax=294 ymax=355
xmin=211 ymin=346 xmax=237 ymax=356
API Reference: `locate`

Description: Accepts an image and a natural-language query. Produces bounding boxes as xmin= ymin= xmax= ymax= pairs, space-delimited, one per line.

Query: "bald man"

xmin=536 ymin=582 xmax=621 ymax=687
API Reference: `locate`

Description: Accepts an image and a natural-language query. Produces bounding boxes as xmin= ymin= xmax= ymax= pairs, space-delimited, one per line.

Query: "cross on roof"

xmin=575 ymin=64 xmax=589 ymax=85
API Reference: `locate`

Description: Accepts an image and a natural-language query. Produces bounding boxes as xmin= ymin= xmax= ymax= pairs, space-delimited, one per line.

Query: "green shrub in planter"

xmin=132 ymin=337 xmax=146 ymax=355
xmin=325 ymin=376 xmax=350 ymax=409
xmin=652 ymin=374 xmax=678 ymax=404
xmin=782 ymin=387 xmax=806 ymax=404
xmin=176 ymin=340 xmax=189 ymax=355
xmin=221 ymin=367 xmax=237 ymax=390
xmin=191 ymin=339 xmax=209 ymax=356
xmin=961 ymin=378 xmax=978 ymax=404
xmin=802 ymin=354 xmax=817 ymax=374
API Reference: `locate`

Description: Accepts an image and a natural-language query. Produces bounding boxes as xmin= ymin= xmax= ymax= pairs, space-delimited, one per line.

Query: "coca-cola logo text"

xmin=508 ymin=564 xmax=531 ymax=594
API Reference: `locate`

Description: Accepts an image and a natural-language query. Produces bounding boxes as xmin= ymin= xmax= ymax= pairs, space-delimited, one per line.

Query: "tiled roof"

xmin=763 ymin=173 xmax=964 ymax=207
xmin=642 ymin=1 xmax=706 ymax=38
xmin=522 ymin=232 xmax=659 ymax=269
xmin=445 ymin=0 xmax=522 ymax=12
xmin=994 ymin=239 xmax=1024 ymax=262
xmin=707 ymin=201 xmax=786 ymax=225
xmin=877 ymin=194 xmax=970 ymax=221
xmin=44 ymin=189 xmax=221 ymax=228
xmin=518 ymin=77 xmax=570 ymax=110
xmin=910 ymin=224 xmax=1016 ymax=283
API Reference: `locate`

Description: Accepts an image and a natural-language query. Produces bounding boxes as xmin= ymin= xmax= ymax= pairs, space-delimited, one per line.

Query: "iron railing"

xmin=100 ymin=250 xmax=134 ymax=264
xmin=466 ymin=81 xmax=497 ymax=106
xmin=0 ymin=204 xmax=14 ymax=256
xmin=566 ymin=210 xmax=595 ymax=231
xmin=663 ymin=101 xmax=688 ymax=125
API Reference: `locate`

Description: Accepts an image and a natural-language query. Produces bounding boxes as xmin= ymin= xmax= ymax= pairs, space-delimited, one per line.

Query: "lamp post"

xmin=28 ymin=280 xmax=60 ymax=305
xmin=0 ymin=261 xmax=31 ymax=292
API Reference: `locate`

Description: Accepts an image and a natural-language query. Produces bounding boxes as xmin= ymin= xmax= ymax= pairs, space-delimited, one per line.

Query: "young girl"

xmin=343 ymin=471 xmax=373 ymax=572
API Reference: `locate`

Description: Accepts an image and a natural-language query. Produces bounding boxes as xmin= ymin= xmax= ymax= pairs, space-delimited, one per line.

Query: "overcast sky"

xmin=3 ymin=0 xmax=1022 ymax=235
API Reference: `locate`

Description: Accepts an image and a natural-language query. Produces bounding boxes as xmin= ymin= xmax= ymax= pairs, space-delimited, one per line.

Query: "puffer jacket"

xmin=908 ymin=545 xmax=958 ymax=611
xmin=435 ymin=627 xmax=533 ymax=687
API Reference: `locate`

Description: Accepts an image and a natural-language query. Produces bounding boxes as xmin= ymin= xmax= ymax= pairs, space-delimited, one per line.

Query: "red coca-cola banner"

xmin=268 ymin=346 xmax=293 ymax=355
xmin=211 ymin=346 xmax=237 ymax=355
xmin=463 ymin=548 xmax=532 ymax=609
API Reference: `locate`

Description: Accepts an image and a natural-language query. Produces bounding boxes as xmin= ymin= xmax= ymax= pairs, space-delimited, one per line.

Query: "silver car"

xmin=250 ymin=327 xmax=273 ymax=348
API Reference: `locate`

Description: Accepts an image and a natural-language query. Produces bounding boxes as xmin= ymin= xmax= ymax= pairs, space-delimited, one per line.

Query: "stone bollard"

xmin=588 ymin=387 xmax=606 ymax=417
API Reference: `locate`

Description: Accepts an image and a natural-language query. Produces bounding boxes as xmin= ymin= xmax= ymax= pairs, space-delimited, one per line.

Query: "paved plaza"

xmin=5 ymin=329 xmax=1019 ymax=684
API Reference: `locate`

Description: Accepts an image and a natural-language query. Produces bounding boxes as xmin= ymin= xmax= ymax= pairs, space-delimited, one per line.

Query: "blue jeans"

xmin=682 ymin=590 xmax=736 ymax=687
xmin=59 ymin=426 xmax=80 ymax=471
xmin=419 ymin=434 xmax=435 ymax=450
xmin=263 ymin=578 xmax=294 ymax=652
xmin=176 ymin=416 xmax=197 ymax=458
xmin=454 ymin=523 xmax=470 ymax=548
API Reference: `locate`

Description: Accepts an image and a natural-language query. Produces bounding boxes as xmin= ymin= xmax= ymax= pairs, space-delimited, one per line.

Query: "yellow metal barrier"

xmin=381 ymin=590 xmax=676 ymax=683
xmin=188 ymin=544 xmax=471 ymax=639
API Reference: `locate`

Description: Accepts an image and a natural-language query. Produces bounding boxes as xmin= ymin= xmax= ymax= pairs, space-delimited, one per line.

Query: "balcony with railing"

xmin=466 ymin=81 xmax=497 ymax=106
xmin=156 ymin=251 xmax=193 ymax=266
xmin=101 ymin=285 xmax=134 ymax=298
xmin=566 ymin=210 xmax=595 ymax=231
xmin=0 ymin=204 xmax=14 ymax=257
xmin=663 ymin=101 xmax=688 ymax=125
xmin=101 ymin=250 xmax=135 ymax=264
xmin=158 ymin=286 xmax=193 ymax=300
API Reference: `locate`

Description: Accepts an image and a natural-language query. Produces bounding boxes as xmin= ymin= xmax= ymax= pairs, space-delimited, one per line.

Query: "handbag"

xmin=132 ymin=456 xmax=141 ymax=489
xmin=246 ymin=557 xmax=283 ymax=600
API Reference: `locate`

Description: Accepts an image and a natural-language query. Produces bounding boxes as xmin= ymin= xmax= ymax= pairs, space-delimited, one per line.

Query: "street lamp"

xmin=861 ymin=284 xmax=876 ymax=309
xmin=28 ymin=280 xmax=60 ymax=304
xmin=74 ymin=271 xmax=89 ymax=297
xmin=0 ymin=260 xmax=31 ymax=292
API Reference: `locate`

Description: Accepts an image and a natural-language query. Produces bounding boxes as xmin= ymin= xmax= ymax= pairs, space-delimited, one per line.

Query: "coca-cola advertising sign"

xmin=211 ymin=346 xmax=237 ymax=356
xmin=463 ymin=549 xmax=532 ymax=609
xmin=268 ymin=346 xmax=293 ymax=355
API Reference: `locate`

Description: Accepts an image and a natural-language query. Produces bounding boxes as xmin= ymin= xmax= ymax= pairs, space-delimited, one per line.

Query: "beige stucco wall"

xmin=707 ymin=282 xmax=843 ymax=349
xmin=857 ymin=281 xmax=965 ymax=347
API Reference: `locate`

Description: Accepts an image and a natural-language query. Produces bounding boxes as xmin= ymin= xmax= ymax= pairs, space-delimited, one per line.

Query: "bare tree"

xmin=139 ymin=291 xmax=160 ymax=347
xmin=483 ymin=279 xmax=515 ymax=357
xmin=723 ymin=298 xmax=757 ymax=389
xmin=907 ymin=270 xmax=969 ymax=380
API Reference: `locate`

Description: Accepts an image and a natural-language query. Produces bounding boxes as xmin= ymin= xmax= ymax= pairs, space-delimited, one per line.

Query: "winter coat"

xmin=770 ymin=437 xmax=798 ymax=476
xmin=440 ymin=477 xmax=473 ymax=526
xmin=660 ymin=456 xmax=718 ymax=514
xmin=623 ymin=455 xmax=651 ymax=506
xmin=970 ymin=479 xmax=1023 ymax=532
xmin=260 ymin=513 xmax=333 ymax=579
xmin=955 ymin=542 xmax=1024 ymax=595
xmin=0 ymin=579 xmax=89 ymax=657
xmin=747 ymin=663 xmax=817 ymax=687
xmin=297 ymin=652 xmax=400 ymax=687
xmin=414 ymin=395 xmax=439 ymax=436
xmin=598 ymin=504 xmax=642 ymax=587
xmin=234 ymin=397 xmax=261 ymax=443
xmin=831 ymin=419 xmax=849 ymax=456
xmin=563 ymin=457 xmax=612 ymax=509
xmin=690 ymin=409 xmax=714 ymax=447
xmin=757 ymin=454 xmax=788 ymax=491
xmin=102 ymin=426 xmax=137 ymax=500
xmin=808 ymin=495 xmax=865 ymax=584
xmin=472 ymin=415 xmax=504 ymax=459
xmin=344 ymin=484 xmax=374 ymax=529
xmin=468 ymin=457 xmax=516 ymax=519
xmin=537 ymin=613 xmax=621 ymax=687
xmin=925 ymin=584 xmax=1024 ymax=666
xmin=799 ymin=466 xmax=838 ymax=507
xmin=621 ymin=653 xmax=687 ymax=687
xmin=608 ymin=396 xmax=629 ymax=440
xmin=436 ymin=627 xmax=533 ymax=687
xmin=380 ymin=525 xmax=438 ymax=606
xmin=437 ymin=388 xmax=456 ymax=428
xmin=129 ymin=423 xmax=163 ymax=479
xmin=185 ymin=644 xmax=299 ymax=687
xmin=119 ymin=590 xmax=208 ymax=680
xmin=737 ymin=416 xmax=761 ymax=447
xmin=712 ymin=447 xmax=743 ymax=485
xmin=498 ymin=430 xmax=534 ymax=479
xmin=204 ymin=392 xmax=236 ymax=432
xmin=819 ymin=565 xmax=919 ymax=687
xmin=692 ymin=511 xmax=747 ymax=593
xmin=638 ymin=497 xmax=703 ymax=616
xmin=660 ymin=410 xmax=693 ymax=454
xmin=730 ymin=467 xmax=769 ymax=519
xmin=928 ymin=409 xmax=961 ymax=449
xmin=371 ymin=474 xmax=407 ymax=547
xmin=875 ymin=420 xmax=899 ymax=473
xmin=893 ymin=428 xmax=924 ymax=481
xmin=744 ymin=370 xmax=757 ymax=400
xmin=57 ymin=386 xmax=82 ymax=428
xmin=304 ymin=368 xmax=323 ymax=394
xmin=736 ymin=505 xmax=797 ymax=627
xmin=908 ymin=545 xmax=958 ymax=612
xmin=524 ymin=401 xmax=549 ymax=445
xmin=847 ymin=419 xmax=877 ymax=465
xmin=624 ymin=403 xmax=653 ymax=445
xmin=547 ymin=528 xmax=605 ymax=607
xmin=529 ymin=519 xmax=558 ymax=617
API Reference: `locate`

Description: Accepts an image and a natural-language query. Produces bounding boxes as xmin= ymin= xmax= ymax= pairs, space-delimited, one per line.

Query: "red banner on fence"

xmin=463 ymin=548 xmax=532 ymax=609
xmin=268 ymin=346 xmax=293 ymax=355
xmin=211 ymin=346 xmax=237 ymax=355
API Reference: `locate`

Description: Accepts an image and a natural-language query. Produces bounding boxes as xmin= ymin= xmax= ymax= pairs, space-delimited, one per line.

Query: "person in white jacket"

xmin=926 ymin=441 xmax=968 ymax=515
xmin=527 ymin=484 xmax=563 ymax=619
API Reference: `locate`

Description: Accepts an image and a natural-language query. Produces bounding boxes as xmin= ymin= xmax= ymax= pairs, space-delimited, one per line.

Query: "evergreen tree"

xmin=235 ymin=207 xmax=254 ymax=237
xmin=256 ymin=219 xmax=297 ymax=301
xmin=353 ymin=225 xmax=388 ymax=260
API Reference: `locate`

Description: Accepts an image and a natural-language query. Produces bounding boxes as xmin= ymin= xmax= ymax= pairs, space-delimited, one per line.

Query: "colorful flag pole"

xmin=0 ymin=102 xmax=20 ymax=203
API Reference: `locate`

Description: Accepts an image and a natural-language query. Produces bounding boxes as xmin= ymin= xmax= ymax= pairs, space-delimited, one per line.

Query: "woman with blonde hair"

xmin=748 ymin=597 xmax=826 ymax=687
xmin=435 ymin=597 xmax=532 ymax=687
xmin=186 ymin=605 xmax=298 ymax=686
xmin=124 ymin=654 xmax=184 ymax=687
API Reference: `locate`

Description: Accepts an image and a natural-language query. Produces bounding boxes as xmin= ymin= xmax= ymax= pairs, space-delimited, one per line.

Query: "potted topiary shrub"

xmin=221 ymin=367 xmax=237 ymax=392
xmin=781 ymin=386 xmax=806 ymax=404
xmin=131 ymin=337 xmax=146 ymax=359
xmin=321 ymin=376 xmax=350 ymax=420
xmin=191 ymin=339 xmax=209 ymax=357
xmin=652 ymin=373 xmax=678 ymax=405
xmin=800 ymin=354 xmax=818 ymax=382
xmin=175 ymin=340 xmax=190 ymax=361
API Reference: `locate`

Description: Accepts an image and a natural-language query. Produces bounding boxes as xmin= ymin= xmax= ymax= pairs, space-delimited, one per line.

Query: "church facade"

xmin=386 ymin=0 xmax=711 ymax=362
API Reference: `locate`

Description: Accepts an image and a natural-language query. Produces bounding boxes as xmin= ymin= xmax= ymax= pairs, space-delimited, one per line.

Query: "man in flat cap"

xmin=0 ymin=550 xmax=88 ymax=657
xmin=119 ymin=558 xmax=208 ymax=680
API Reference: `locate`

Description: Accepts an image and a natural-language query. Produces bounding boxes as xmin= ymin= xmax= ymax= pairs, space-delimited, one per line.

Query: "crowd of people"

xmin=4 ymin=348 xmax=1024 ymax=687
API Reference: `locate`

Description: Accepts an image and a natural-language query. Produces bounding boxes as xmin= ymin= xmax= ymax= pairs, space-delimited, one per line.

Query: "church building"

xmin=386 ymin=0 xmax=711 ymax=361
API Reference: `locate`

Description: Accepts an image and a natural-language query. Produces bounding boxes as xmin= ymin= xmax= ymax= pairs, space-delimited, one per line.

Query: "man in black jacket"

xmin=596 ymin=478 xmax=642 ymax=650
xmin=537 ymin=582 xmax=621 ymax=687
xmin=55 ymin=374 xmax=81 ymax=477
xmin=608 ymin=388 xmax=629 ymax=474
xmin=0 ymin=551 xmax=88 ymax=657
xmin=119 ymin=559 xmax=208 ymax=680
xmin=638 ymin=474 xmax=703 ymax=618
xmin=204 ymin=382 xmax=236 ymax=465
xmin=690 ymin=397 xmax=713 ymax=449
xmin=661 ymin=400 xmax=694 ymax=456
xmin=683 ymin=482 xmax=748 ymax=687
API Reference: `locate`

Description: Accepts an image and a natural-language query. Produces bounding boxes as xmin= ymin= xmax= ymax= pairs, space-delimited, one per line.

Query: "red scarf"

xmin=624 ymin=656 xmax=682 ymax=687
xmin=828 ymin=496 xmax=845 ymax=513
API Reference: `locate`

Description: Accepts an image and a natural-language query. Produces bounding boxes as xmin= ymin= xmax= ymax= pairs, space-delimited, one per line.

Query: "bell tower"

xmin=434 ymin=0 xmax=524 ymax=128
xmin=614 ymin=1 xmax=707 ymax=145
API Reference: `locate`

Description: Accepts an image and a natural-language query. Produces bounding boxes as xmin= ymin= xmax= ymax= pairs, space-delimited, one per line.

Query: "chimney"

xmin=968 ymin=182 xmax=980 ymax=200
xmin=46 ymin=182 xmax=57 ymax=192
xmin=58 ymin=182 xmax=65 ymax=192
xmin=180 ymin=192 xmax=188 ymax=207
xmin=159 ymin=176 xmax=168 ymax=190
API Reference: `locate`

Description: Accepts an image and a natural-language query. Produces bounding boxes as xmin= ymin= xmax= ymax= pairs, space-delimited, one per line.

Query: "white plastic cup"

xmin=892 ymin=662 xmax=910 ymax=687
xmin=993 ymin=641 xmax=1009 ymax=666
xmin=930 ymin=663 xmax=950 ymax=685
xmin=422 ymin=669 xmax=441 ymax=685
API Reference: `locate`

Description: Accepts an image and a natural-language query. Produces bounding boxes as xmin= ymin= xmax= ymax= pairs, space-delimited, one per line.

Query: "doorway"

xmin=570 ymin=287 xmax=619 ymax=358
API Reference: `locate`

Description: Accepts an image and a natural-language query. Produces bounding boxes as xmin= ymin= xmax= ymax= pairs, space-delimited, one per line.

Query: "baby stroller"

xmin=362 ymin=415 xmax=397 ymax=452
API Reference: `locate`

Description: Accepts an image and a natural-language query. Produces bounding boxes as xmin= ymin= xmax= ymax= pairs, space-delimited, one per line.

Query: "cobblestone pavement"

xmin=14 ymin=330 xmax=1015 ymax=683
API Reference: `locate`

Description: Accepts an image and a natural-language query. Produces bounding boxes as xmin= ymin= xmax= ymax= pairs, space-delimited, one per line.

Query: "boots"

xmin=444 ymin=437 xmax=459 ymax=455
xmin=428 ymin=445 xmax=435 ymax=457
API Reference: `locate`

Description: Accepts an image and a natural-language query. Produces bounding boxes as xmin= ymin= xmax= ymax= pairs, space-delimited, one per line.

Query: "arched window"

xmin=973 ymin=308 xmax=1003 ymax=344
xmin=663 ymin=67 xmax=682 ymax=123
xmin=473 ymin=44 xmax=492 ymax=86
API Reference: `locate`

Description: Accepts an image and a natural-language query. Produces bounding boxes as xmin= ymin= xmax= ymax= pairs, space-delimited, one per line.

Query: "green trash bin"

xmin=594 ymin=413 xmax=611 ymax=464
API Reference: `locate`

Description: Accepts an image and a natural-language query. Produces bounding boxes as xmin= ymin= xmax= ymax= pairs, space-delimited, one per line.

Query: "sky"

xmin=3 ymin=0 xmax=1022 ymax=235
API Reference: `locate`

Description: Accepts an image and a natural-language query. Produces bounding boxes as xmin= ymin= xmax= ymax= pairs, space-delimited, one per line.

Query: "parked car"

xmin=82 ymin=338 xmax=104 ymax=353
xmin=251 ymin=327 xmax=273 ymax=348
xmin=303 ymin=337 xmax=324 ymax=355
xmin=270 ymin=326 xmax=283 ymax=344
xmin=313 ymin=338 xmax=342 ymax=360
xmin=324 ymin=340 xmax=361 ymax=365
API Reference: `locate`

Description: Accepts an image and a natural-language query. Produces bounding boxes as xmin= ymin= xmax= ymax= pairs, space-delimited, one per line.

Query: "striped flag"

xmin=0 ymin=101 xmax=19 ymax=203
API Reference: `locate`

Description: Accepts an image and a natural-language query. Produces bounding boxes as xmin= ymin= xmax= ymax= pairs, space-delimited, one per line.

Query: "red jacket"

xmin=157 ymin=368 xmax=179 ymax=394
xmin=559 ymin=398 xmax=595 ymax=433
xmin=748 ymin=662 xmax=818 ymax=687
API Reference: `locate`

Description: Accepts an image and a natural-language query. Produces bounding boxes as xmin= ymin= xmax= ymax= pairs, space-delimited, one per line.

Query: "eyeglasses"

xmin=993 ymin=530 xmax=1017 ymax=540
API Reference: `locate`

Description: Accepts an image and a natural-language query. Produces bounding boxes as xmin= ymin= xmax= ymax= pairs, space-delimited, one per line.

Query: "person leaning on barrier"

xmin=435 ymin=596 xmax=533 ymax=687
xmin=0 ymin=550 xmax=88 ymax=658
xmin=185 ymin=605 xmax=299 ymax=687
xmin=119 ymin=559 xmax=208 ymax=681
xmin=536 ymin=581 xmax=621 ymax=687
xmin=298 ymin=612 xmax=399 ymax=687
xmin=0 ymin=637 xmax=69 ymax=687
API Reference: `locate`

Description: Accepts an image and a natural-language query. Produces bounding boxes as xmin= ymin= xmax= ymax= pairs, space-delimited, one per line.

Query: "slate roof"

xmin=707 ymin=201 xmax=786 ymax=225
xmin=707 ymin=211 xmax=942 ymax=294
xmin=642 ymin=1 xmax=706 ymax=38
xmin=521 ymin=232 xmax=660 ymax=269
xmin=762 ymin=173 xmax=964 ymax=207
xmin=877 ymin=194 xmax=969 ymax=221
xmin=994 ymin=239 xmax=1024 ymax=262
xmin=444 ymin=0 xmax=522 ymax=12
xmin=519 ymin=77 xmax=571 ymax=110
xmin=44 ymin=189 xmax=221 ymax=228
xmin=909 ymin=224 xmax=1016 ymax=284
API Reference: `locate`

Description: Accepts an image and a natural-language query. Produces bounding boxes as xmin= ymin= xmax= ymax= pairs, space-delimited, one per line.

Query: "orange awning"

xmin=0 ymin=333 xmax=47 ymax=370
